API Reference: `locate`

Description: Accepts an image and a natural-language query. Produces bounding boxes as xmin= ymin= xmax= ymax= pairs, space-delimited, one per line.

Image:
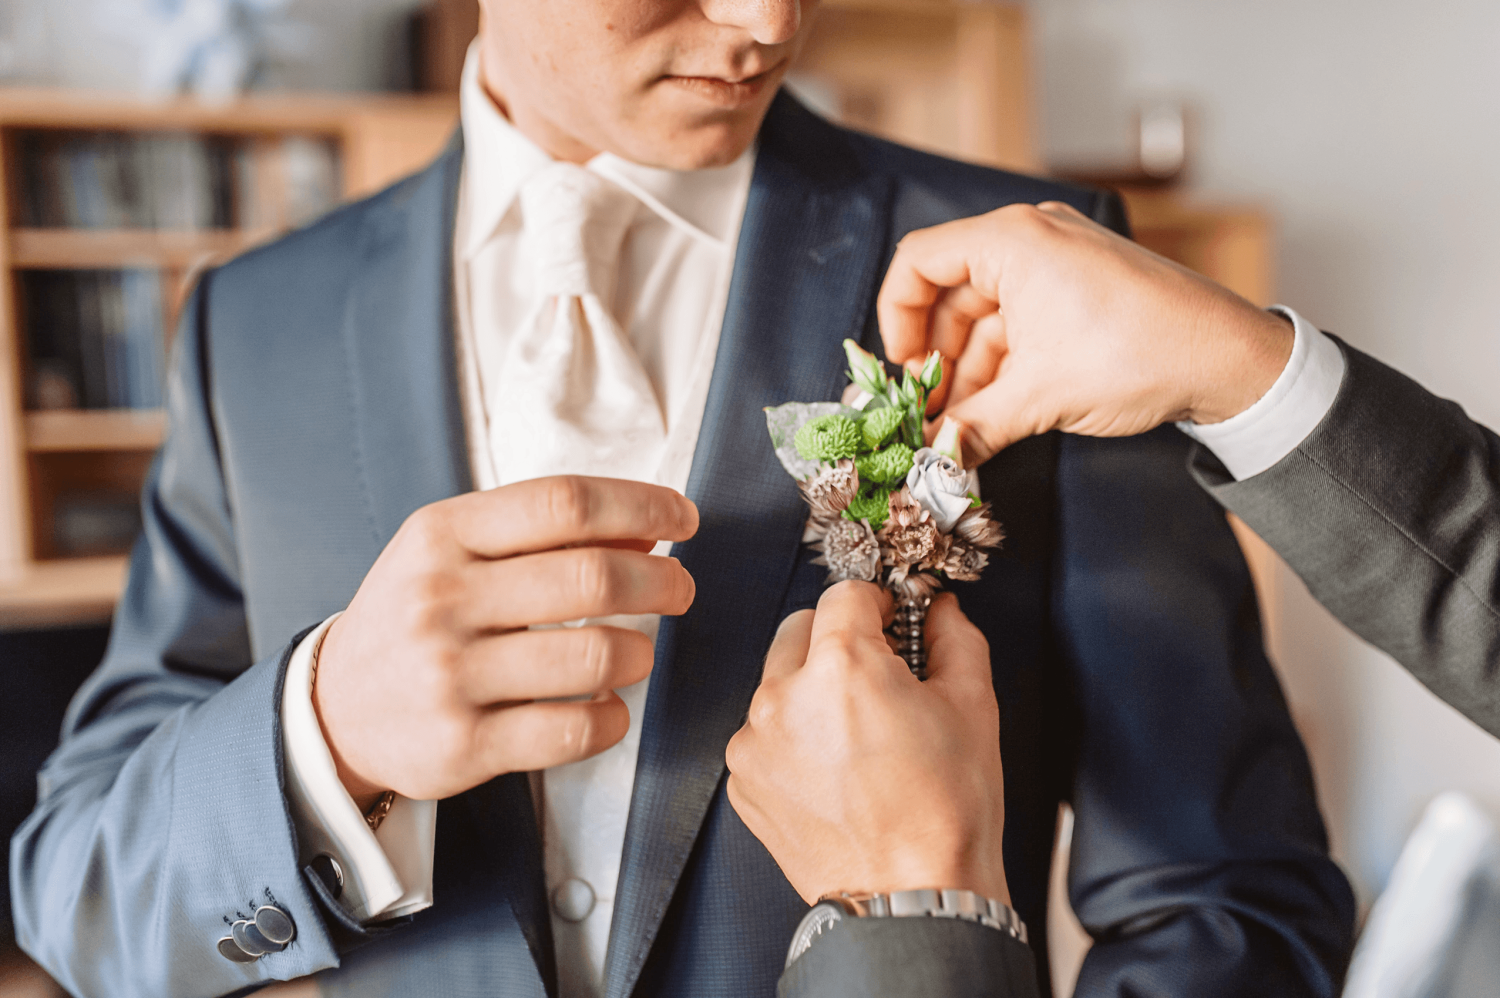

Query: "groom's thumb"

xmin=923 ymin=594 xmax=993 ymax=699
xmin=943 ymin=375 xmax=1041 ymax=465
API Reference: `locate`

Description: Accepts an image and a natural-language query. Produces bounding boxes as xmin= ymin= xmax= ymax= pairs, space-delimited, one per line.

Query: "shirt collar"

xmin=459 ymin=41 xmax=755 ymax=260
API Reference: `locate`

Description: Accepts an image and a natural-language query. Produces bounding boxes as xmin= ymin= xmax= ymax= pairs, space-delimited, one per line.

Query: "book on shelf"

xmin=21 ymin=270 xmax=165 ymax=411
xmin=52 ymin=489 xmax=143 ymax=557
xmin=13 ymin=129 xmax=341 ymax=231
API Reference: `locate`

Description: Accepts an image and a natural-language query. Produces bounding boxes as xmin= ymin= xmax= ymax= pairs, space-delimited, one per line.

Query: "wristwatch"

xmin=785 ymin=888 xmax=1028 ymax=968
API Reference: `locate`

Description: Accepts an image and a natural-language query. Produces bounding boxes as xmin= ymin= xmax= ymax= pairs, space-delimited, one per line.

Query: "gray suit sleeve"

xmin=778 ymin=919 xmax=1039 ymax=998
xmin=8 ymin=276 xmax=346 ymax=996
xmin=1191 ymin=337 xmax=1500 ymax=736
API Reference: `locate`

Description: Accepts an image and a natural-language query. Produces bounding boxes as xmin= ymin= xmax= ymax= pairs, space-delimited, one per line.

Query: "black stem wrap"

xmin=889 ymin=590 xmax=931 ymax=680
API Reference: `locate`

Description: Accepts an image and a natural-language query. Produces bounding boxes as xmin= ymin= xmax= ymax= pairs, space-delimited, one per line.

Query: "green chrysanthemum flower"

xmin=794 ymin=414 xmax=862 ymax=461
xmin=844 ymin=488 xmax=892 ymax=530
xmin=856 ymin=443 xmax=915 ymax=485
xmin=859 ymin=407 xmax=904 ymax=450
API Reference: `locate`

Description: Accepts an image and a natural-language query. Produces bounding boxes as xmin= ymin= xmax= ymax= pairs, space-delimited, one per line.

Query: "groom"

xmin=11 ymin=1 xmax=1353 ymax=996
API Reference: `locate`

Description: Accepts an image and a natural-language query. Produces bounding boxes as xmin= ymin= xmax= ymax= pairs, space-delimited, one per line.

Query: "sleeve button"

xmin=217 ymin=935 xmax=258 ymax=963
xmin=255 ymin=904 xmax=296 ymax=946
xmin=231 ymin=919 xmax=276 ymax=957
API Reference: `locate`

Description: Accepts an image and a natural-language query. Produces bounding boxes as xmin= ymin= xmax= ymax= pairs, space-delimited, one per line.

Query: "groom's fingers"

xmin=923 ymin=594 xmax=993 ymax=698
xmin=879 ymin=218 xmax=992 ymax=366
xmin=761 ymin=609 xmax=815 ymax=683
xmin=806 ymin=582 xmax=899 ymax=671
xmin=947 ymin=310 xmax=1009 ymax=408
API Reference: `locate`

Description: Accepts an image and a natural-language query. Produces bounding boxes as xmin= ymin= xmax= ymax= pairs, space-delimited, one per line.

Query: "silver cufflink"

xmin=216 ymin=903 xmax=296 ymax=963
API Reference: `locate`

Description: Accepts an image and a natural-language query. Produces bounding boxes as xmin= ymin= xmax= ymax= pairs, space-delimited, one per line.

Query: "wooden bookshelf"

xmin=0 ymin=88 xmax=456 ymax=628
xmin=25 ymin=409 xmax=166 ymax=452
xmin=793 ymin=0 xmax=1038 ymax=173
xmin=10 ymin=228 xmax=277 ymax=269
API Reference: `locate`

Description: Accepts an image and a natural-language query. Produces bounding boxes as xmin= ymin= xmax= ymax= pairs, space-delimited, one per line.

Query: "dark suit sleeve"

xmin=1192 ymin=338 xmax=1500 ymax=736
xmin=8 ymin=276 xmax=348 ymax=996
xmin=1054 ymin=427 xmax=1355 ymax=997
xmin=1089 ymin=189 xmax=1132 ymax=239
xmin=778 ymin=919 xmax=1039 ymax=998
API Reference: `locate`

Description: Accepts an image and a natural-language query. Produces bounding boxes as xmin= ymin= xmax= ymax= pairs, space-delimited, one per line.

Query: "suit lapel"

xmin=603 ymin=94 xmax=894 ymax=998
xmin=341 ymin=135 xmax=472 ymax=543
xmin=340 ymin=136 xmax=556 ymax=994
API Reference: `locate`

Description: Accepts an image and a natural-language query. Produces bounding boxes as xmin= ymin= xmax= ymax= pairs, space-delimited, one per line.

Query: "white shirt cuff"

xmin=281 ymin=613 xmax=436 ymax=923
xmin=1176 ymin=306 xmax=1346 ymax=481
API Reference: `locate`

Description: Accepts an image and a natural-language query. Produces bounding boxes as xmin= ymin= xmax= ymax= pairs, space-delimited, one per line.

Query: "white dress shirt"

xmin=281 ymin=41 xmax=753 ymax=998
xmin=1178 ymin=306 xmax=1347 ymax=480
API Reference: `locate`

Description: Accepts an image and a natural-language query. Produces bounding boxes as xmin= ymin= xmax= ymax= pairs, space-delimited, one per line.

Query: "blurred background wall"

xmin=2 ymin=0 xmax=1500 ymax=990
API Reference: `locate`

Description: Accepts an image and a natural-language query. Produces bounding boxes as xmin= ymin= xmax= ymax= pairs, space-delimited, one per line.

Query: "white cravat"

xmin=484 ymin=163 xmax=666 ymax=486
xmin=280 ymin=40 xmax=754 ymax=998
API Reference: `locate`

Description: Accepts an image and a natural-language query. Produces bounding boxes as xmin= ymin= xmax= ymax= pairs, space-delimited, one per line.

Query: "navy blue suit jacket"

xmin=11 ymin=93 xmax=1353 ymax=998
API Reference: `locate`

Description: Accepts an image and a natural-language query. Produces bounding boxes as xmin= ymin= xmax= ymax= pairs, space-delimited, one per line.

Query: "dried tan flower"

xmin=954 ymin=503 xmax=1005 ymax=550
xmin=884 ymin=486 xmax=931 ymax=531
xmin=941 ymin=539 xmax=990 ymax=582
xmin=813 ymin=517 xmax=882 ymax=584
xmin=798 ymin=459 xmax=860 ymax=542
xmin=919 ymin=531 xmax=951 ymax=573
xmin=880 ymin=517 xmax=940 ymax=569
xmin=890 ymin=570 xmax=942 ymax=604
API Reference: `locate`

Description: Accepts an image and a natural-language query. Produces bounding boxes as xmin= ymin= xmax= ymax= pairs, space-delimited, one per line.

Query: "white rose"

xmin=905 ymin=448 xmax=978 ymax=533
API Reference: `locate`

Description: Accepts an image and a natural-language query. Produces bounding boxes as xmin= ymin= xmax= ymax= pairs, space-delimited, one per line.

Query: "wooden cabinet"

xmin=0 ymin=89 xmax=456 ymax=627
xmin=794 ymin=0 xmax=1038 ymax=172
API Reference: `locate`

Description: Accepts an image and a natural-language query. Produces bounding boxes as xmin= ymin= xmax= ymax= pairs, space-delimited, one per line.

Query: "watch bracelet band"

xmin=786 ymin=887 xmax=1027 ymax=969
xmin=833 ymin=889 xmax=1028 ymax=945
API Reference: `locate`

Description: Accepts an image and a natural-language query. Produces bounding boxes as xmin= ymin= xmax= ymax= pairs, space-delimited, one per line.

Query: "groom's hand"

xmin=726 ymin=582 xmax=1009 ymax=905
xmin=315 ymin=477 xmax=698 ymax=808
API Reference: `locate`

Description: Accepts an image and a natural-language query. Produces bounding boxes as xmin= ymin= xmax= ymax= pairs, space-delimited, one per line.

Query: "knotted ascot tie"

xmin=487 ymin=162 xmax=666 ymax=486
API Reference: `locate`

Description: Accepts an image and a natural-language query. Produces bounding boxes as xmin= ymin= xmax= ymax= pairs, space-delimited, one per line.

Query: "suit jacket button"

xmin=217 ymin=935 xmax=258 ymax=963
xmin=231 ymin=919 xmax=275 ymax=956
xmin=255 ymin=905 xmax=296 ymax=946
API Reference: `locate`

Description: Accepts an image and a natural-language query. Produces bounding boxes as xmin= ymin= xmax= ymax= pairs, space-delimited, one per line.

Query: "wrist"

xmin=1188 ymin=304 xmax=1294 ymax=425
xmin=861 ymin=857 xmax=1010 ymax=908
xmin=309 ymin=616 xmax=386 ymax=811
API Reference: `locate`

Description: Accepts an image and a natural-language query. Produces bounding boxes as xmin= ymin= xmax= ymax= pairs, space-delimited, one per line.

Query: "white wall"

xmin=1029 ymin=0 xmax=1500 ymax=907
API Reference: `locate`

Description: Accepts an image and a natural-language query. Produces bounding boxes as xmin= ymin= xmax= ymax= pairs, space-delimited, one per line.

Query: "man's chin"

xmin=612 ymin=109 xmax=769 ymax=171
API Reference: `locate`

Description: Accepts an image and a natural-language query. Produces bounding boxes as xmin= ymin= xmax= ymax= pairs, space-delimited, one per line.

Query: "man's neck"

xmin=479 ymin=51 xmax=599 ymax=165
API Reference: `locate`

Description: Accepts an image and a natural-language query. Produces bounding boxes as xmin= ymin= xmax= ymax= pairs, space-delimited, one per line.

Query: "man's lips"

xmin=661 ymin=64 xmax=782 ymax=108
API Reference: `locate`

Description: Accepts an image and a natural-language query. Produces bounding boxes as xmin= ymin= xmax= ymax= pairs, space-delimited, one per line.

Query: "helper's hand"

xmin=315 ymin=477 xmax=698 ymax=808
xmin=879 ymin=201 xmax=1295 ymax=464
xmin=726 ymin=582 xmax=1008 ymax=905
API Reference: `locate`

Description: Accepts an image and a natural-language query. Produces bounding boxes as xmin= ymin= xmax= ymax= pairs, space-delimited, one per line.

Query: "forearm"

xmin=1195 ymin=338 xmax=1500 ymax=735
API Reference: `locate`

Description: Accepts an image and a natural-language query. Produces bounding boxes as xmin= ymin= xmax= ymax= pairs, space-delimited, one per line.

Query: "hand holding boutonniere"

xmin=764 ymin=341 xmax=1003 ymax=677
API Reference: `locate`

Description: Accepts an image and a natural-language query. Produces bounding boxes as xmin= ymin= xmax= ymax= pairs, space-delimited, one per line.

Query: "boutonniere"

xmin=765 ymin=341 xmax=1003 ymax=678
